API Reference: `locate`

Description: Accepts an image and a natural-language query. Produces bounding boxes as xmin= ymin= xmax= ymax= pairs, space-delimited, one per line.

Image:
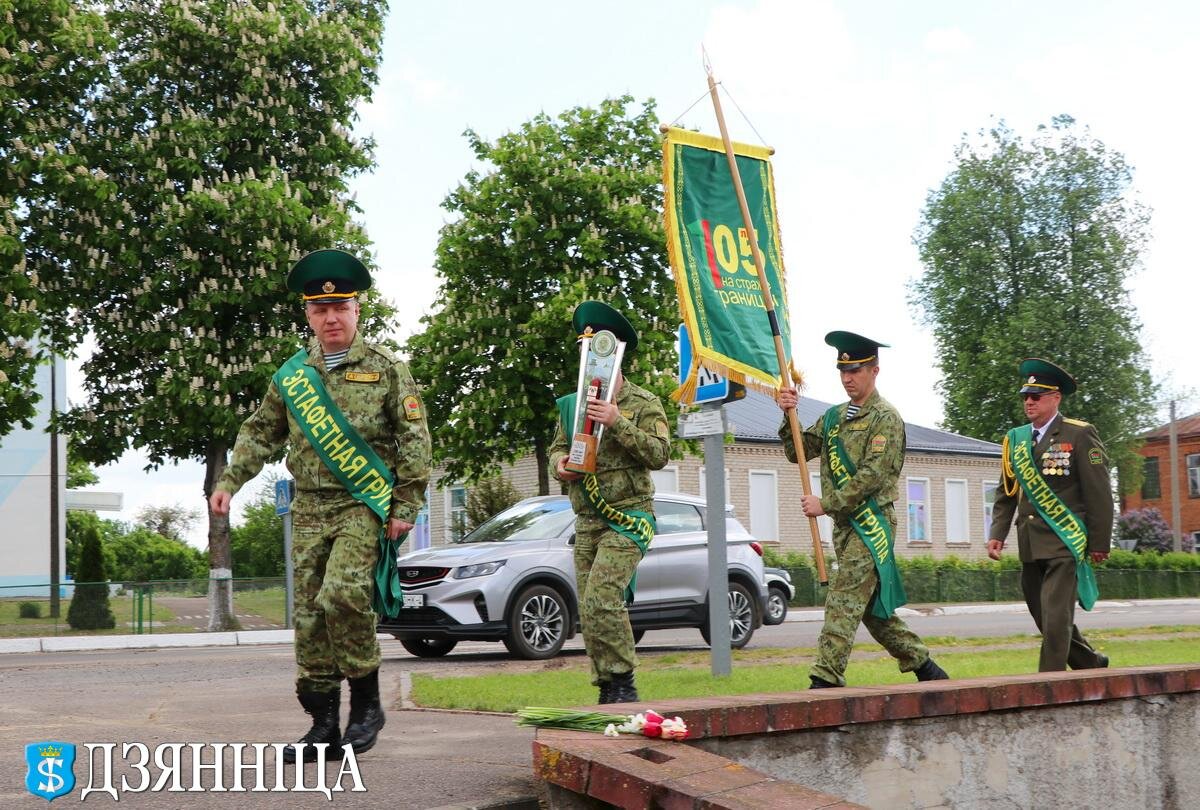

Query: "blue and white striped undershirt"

xmin=845 ymin=403 xmax=862 ymax=421
xmin=324 ymin=348 xmax=349 ymax=370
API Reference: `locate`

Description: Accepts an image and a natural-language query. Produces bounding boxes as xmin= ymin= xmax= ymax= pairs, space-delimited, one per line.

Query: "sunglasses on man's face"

xmin=1022 ymin=392 xmax=1058 ymax=402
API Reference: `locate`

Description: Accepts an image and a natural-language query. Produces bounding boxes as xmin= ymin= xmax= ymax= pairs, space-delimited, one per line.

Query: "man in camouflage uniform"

xmin=209 ymin=249 xmax=431 ymax=761
xmin=778 ymin=331 xmax=947 ymax=688
xmin=987 ymin=358 xmax=1111 ymax=672
xmin=549 ymin=301 xmax=670 ymax=704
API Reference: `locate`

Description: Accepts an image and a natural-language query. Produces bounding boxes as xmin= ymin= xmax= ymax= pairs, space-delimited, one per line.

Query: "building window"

xmin=748 ymin=470 xmax=779 ymax=542
xmin=444 ymin=485 xmax=468 ymax=543
xmin=809 ymin=472 xmax=833 ymax=543
xmin=1141 ymin=457 xmax=1161 ymax=500
xmin=411 ymin=486 xmax=432 ymax=550
xmin=945 ymin=479 xmax=969 ymax=543
xmin=983 ymin=480 xmax=999 ymax=538
xmin=698 ymin=467 xmax=732 ymax=504
xmin=907 ymin=478 xmax=930 ymax=542
xmin=651 ymin=466 xmax=679 ymax=494
xmin=1192 ymin=531 xmax=1200 ymax=554
xmin=1189 ymin=454 xmax=1200 ymax=498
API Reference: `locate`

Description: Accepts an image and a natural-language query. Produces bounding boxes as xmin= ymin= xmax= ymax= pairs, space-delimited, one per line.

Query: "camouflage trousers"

xmin=812 ymin=509 xmax=929 ymax=686
xmin=574 ymin=521 xmax=642 ymax=685
xmin=292 ymin=492 xmax=381 ymax=694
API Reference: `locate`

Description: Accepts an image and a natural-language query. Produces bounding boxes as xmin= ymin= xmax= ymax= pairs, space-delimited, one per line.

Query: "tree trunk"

xmin=203 ymin=441 xmax=240 ymax=631
xmin=534 ymin=434 xmax=550 ymax=496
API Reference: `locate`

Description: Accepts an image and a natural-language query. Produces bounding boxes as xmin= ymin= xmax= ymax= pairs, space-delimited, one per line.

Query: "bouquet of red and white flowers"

xmin=515 ymin=707 xmax=689 ymax=741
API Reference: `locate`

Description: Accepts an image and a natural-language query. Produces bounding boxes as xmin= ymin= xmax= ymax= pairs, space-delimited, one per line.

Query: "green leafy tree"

xmin=67 ymin=522 xmax=116 ymax=630
xmin=135 ymin=503 xmax=200 ymax=543
xmin=0 ymin=1 xmax=108 ymax=436
xmin=911 ymin=116 xmax=1156 ymax=488
xmin=407 ymin=97 xmax=678 ymax=494
xmin=105 ymin=528 xmax=208 ymax=583
xmin=67 ymin=436 xmax=99 ymax=488
xmin=42 ymin=0 xmax=389 ymax=630
xmin=465 ymin=475 xmax=523 ymax=530
xmin=230 ymin=480 xmax=285 ymax=578
xmin=65 ymin=511 xmax=123 ymax=578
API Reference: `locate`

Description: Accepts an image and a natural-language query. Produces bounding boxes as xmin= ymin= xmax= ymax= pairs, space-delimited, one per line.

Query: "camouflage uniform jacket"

xmin=779 ymin=389 xmax=906 ymax=523
xmin=215 ymin=332 xmax=432 ymax=524
xmin=548 ymin=379 xmax=671 ymax=527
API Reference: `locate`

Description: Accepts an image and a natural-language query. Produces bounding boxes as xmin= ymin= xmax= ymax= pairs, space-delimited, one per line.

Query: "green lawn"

xmin=410 ymin=634 xmax=1200 ymax=713
xmin=0 ymin=595 xmax=185 ymax=637
xmin=232 ymin=587 xmax=287 ymax=625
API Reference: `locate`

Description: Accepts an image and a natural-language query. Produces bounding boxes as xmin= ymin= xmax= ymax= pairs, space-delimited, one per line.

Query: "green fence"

xmin=783 ymin=568 xmax=1200 ymax=607
xmin=0 ymin=578 xmax=286 ymax=638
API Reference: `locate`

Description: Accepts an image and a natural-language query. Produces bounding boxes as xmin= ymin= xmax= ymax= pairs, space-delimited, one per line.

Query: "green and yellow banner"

xmin=663 ymin=127 xmax=795 ymax=402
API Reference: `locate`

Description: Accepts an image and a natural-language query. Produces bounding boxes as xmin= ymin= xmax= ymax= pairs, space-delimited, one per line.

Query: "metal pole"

xmin=49 ymin=353 xmax=61 ymax=618
xmin=283 ymin=511 xmax=294 ymax=629
xmin=703 ymin=402 xmax=732 ymax=676
xmin=1169 ymin=400 xmax=1183 ymax=552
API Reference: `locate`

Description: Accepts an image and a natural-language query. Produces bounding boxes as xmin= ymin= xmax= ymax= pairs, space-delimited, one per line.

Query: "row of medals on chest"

xmin=1042 ymin=443 xmax=1073 ymax=476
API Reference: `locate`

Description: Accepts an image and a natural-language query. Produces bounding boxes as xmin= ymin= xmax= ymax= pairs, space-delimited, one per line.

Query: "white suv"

xmin=377 ymin=493 xmax=767 ymax=659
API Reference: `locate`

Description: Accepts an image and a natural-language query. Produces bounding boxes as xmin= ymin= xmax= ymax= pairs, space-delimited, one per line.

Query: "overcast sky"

xmin=71 ymin=0 xmax=1199 ymax=547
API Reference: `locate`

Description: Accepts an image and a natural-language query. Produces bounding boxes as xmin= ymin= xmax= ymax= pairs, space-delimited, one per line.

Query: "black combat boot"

xmin=598 ymin=680 xmax=615 ymax=704
xmin=609 ymin=671 xmax=639 ymax=703
xmin=809 ymin=675 xmax=838 ymax=689
xmin=282 ymin=689 xmax=341 ymax=763
xmin=915 ymin=658 xmax=949 ymax=681
xmin=341 ymin=669 xmax=386 ymax=755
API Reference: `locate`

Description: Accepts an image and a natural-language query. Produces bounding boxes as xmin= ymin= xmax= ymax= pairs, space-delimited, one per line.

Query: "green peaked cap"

xmin=1018 ymin=357 xmax=1077 ymax=396
xmin=824 ymin=330 xmax=888 ymax=370
xmin=572 ymin=300 xmax=638 ymax=352
xmin=286 ymin=249 xmax=372 ymax=303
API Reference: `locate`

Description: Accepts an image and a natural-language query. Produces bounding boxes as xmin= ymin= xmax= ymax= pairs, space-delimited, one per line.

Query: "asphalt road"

xmin=2 ymin=601 xmax=1195 ymax=807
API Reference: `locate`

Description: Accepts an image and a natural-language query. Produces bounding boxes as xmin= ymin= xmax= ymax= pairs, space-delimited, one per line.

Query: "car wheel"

xmin=700 ymin=582 xmax=759 ymax=649
xmin=764 ymin=585 xmax=789 ymax=626
xmin=503 ymin=584 xmax=568 ymax=660
xmin=399 ymin=637 xmax=458 ymax=658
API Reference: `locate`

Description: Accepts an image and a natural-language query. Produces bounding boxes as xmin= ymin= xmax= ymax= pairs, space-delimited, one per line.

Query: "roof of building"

xmin=723 ymin=390 xmax=1002 ymax=457
xmin=1140 ymin=411 xmax=1200 ymax=441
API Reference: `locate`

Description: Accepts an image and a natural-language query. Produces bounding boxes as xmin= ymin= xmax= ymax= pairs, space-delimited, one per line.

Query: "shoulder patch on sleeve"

xmin=403 ymin=395 xmax=423 ymax=421
xmin=1088 ymin=447 xmax=1104 ymax=464
xmin=870 ymin=434 xmax=887 ymax=453
xmin=655 ymin=419 xmax=670 ymax=438
xmin=1063 ymin=417 xmax=1092 ymax=427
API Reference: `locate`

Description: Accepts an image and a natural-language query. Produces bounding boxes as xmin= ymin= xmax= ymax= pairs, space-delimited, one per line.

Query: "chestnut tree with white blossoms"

xmin=40 ymin=0 xmax=392 ymax=630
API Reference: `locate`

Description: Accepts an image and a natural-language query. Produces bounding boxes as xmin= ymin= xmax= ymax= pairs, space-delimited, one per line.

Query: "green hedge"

xmin=764 ymin=548 xmax=1200 ymax=606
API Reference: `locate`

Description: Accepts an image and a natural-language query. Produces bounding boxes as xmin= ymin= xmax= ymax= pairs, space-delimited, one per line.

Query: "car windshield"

xmin=455 ymin=499 xmax=575 ymax=543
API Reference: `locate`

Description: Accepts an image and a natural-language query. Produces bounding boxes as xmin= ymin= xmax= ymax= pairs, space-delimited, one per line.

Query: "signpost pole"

xmin=702 ymin=403 xmax=732 ymax=676
xmin=276 ymin=480 xmax=295 ymax=629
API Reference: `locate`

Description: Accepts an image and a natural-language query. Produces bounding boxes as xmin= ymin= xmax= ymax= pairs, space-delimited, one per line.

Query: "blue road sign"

xmin=274 ymin=479 xmax=295 ymax=516
xmin=678 ymin=325 xmax=730 ymax=405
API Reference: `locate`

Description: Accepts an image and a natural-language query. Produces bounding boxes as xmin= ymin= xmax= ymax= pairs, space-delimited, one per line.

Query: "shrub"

xmin=1117 ymin=507 xmax=1172 ymax=553
xmin=67 ymin=524 xmax=116 ymax=630
xmin=18 ymin=601 xmax=42 ymax=619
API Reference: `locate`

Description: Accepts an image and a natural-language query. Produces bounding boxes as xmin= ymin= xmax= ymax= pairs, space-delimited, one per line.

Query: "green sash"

xmin=274 ymin=349 xmax=406 ymax=618
xmin=823 ymin=407 xmax=907 ymax=619
xmin=1003 ymin=424 xmax=1099 ymax=610
xmin=556 ymin=394 xmax=655 ymax=603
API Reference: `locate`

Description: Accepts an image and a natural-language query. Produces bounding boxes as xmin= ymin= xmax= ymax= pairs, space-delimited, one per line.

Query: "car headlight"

xmin=454 ymin=560 xmax=506 ymax=579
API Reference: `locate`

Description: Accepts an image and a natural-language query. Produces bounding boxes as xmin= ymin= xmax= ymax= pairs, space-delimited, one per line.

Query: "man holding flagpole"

xmin=778 ymin=331 xmax=948 ymax=688
xmin=210 ymin=248 xmax=431 ymax=761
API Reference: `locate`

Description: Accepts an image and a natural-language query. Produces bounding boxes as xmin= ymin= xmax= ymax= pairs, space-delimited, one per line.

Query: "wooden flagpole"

xmin=704 ymin=63 xmax=828 ymax=584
